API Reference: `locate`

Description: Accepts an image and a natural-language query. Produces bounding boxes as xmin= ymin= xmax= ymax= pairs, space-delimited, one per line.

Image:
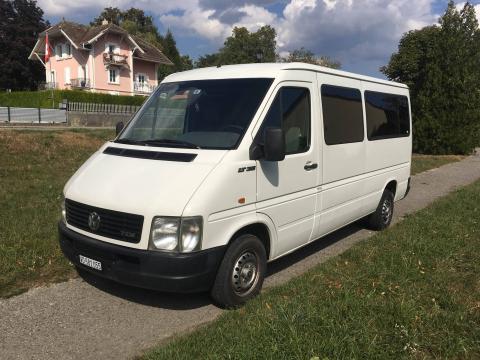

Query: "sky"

xmin=39 ymin=0 xmax=480 ymax=77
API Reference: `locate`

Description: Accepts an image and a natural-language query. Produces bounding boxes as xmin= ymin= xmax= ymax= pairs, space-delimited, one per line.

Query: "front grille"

xmin=65 ymin=199 xmax=144 ymax=243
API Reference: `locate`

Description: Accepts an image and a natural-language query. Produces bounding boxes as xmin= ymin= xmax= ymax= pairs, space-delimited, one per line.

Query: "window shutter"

xmin=64 ymin=67 xmax=71 ymax=84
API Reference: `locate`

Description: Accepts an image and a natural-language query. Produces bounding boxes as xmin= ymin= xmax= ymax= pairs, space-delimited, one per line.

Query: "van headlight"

xmin=149 ymin=216 xmax=202 ymax=253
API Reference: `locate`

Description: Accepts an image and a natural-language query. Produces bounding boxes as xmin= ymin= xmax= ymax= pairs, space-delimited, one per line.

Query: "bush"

xmin=0 ymin=90 xmax=146 ymax=109
xmin=382 ymin=2 xmax=480 ymax=155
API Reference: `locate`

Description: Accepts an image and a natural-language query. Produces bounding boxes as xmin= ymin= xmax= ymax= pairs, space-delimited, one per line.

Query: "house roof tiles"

xmin=34 ymin=21 xmax=172 ymax=65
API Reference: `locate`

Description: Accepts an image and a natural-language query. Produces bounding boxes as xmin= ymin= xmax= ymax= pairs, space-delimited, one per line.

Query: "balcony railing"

xmin=70 ymin=78 xmax=91 ymax=89
xmin=38 ymin=82 xmax=58 ymax=90
xmin=134 ymin=82 xmax=156 ymax=94
xmin=103 ymin=52 xmax=128 ymax=67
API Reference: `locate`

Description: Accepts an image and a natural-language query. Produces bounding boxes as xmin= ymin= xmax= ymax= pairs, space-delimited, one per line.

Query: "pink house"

xmin=29 ymin=20 xmax=173 ymax=96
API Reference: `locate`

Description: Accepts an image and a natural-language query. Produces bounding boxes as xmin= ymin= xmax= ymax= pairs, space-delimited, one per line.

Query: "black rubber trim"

xmin=405 ymin=177 xmax=411 ymax=198
xmin=103 ymin=146 xmax=197 ymax=162
xmin=58 ymin=221 xmax=225 ymax=293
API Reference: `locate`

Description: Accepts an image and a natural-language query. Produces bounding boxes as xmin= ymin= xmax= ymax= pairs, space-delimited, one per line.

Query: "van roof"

xmin=163 ymin=62 xmax=408 ymax=89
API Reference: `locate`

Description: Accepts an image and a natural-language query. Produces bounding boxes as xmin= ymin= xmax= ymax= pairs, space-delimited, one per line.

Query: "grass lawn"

xmin=0 ymin=129 xmax=114 ymax=298
xmin=411 ymin=154 xmax=464 ymax=175
xmin=143 ymin=179 xmax=480 ymax=360
xmin=0 ymin=129 xmax=466 ymax=299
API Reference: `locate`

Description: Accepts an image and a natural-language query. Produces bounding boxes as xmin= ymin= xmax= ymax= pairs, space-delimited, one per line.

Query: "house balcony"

xmin=70 ymin=78 xmax=91 ymax=89
xmin=103 ymin=52 xmax=129 ymax=69
xmin=134 ymin=82 xmax=156 ymax=94
xmin=39 ymin=82 xmax=58 ymax=90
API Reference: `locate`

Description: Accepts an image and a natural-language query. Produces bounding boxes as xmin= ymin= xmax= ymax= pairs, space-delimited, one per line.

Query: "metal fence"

xmin=0 ymin=107 xmax=66 ymax=124
xmin=67 ymin=102 xmax=141 ymax=114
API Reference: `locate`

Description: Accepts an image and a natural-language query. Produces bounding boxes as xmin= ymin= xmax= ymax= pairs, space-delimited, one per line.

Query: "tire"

xmin=210 ymin=234 xmax=267 ymax=308
xmin=367 ymin=189 xmax=394 ymax=231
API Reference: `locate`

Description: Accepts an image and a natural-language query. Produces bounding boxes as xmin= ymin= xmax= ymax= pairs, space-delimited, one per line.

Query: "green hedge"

xmin=0 ymin=90 xmax=146 ymax=109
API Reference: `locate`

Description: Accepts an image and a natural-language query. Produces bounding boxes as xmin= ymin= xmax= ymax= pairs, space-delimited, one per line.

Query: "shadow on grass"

xmin=77 ymin=220 xmax=366 ymax=310
xmin=266 ymin=221 xmax=365 ymax=276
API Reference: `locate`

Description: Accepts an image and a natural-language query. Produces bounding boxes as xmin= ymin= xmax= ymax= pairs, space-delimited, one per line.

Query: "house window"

xmin=64 ymin=43 xmax=71 ymax=57
xmin=109 ymin=68 xmax=119 ymax=84
xmin=137 ymin=74 xmax=145 ymax=84
xmin=106 ymin=43 xmax=119 ymax=54
xmin=56 ymin=45 xmax=62 ymax=59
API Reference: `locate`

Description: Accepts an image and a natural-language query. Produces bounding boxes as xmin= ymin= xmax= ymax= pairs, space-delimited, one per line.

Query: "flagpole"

xmin=45 ymin=32 xmax=54 ymax=108
xmin=50 ymin=56 xmax=54 ymax=108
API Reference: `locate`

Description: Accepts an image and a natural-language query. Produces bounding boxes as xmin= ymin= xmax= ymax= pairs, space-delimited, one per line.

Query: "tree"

xmin=195 ymin=53 xmax=220 ymax=68
xmin=180 ymin=55 xmax=194 ymax=71
xmin=90 ymin=7 xmax=123 ymax=26
xmin=0 ymin=0 xmax=49 ymax=90
xmin=195 ymin=26 xmax=276 ymax=68
xmin=279 ymin=47 xmax=341 ymax=69
xmin=220 ymin=26 xmax=277 ymax=64
xmin=382 ymin=1 xmax=480 ymax=154
xmin=158 ymin=30 xmax=183 ymax=79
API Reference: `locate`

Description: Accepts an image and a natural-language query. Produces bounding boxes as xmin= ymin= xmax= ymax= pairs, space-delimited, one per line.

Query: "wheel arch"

xmin=226 ymin=213 xmax=277 ymax=260
xmin=384 ymin=178 xmax=398 ymax=197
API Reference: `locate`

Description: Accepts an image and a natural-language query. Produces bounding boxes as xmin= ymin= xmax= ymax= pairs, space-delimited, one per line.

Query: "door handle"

xmin=304 ymin=161 xmax=318 ymax=171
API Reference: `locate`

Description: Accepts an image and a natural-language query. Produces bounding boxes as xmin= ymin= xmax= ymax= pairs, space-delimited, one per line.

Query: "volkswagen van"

xmin=59 ymin=63 xmax=412 ymax=307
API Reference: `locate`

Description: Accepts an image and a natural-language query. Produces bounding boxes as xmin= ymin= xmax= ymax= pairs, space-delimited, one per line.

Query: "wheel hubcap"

xmin=231 ymin=251 xmax=258 ymax=295
xmin=381 ymin=199 xmax=392 ymax=224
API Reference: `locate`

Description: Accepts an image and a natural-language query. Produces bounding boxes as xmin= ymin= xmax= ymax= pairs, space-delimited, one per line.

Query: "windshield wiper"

xmin=115 ymin=138 xmax=201 ymax=149
xmin=140 ymin=139 xmax=201 ymax=149
xmin=115 ymin=139 xmax=145 ymax=145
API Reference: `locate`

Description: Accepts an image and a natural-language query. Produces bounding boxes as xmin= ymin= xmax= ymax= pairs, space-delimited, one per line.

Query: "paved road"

xmin=1 ymin=151 xmax=480 ymax=360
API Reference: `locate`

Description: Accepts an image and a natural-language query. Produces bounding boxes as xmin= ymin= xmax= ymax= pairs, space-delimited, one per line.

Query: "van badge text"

xmin=238 ymin=166 xmax=256 ymax=173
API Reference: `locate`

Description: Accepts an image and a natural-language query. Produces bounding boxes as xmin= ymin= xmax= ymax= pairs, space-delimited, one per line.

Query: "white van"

xmin=59 ymin=63 xmax=412 ymax=307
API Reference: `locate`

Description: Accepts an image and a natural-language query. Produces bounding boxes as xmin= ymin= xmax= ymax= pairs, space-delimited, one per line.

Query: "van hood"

xmin=65 ymin=144 xmax=226 ymax=217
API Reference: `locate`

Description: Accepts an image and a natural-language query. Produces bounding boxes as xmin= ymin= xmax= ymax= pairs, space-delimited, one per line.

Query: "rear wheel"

xmin=210 ymin=234 xmax=266 ymax=308
xmin=367 ymin=189 xmax=394 ymax=230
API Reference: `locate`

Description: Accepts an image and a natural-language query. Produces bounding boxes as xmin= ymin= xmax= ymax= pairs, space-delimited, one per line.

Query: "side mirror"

xmin=115 ymin=122 xmax=124 ymax=136
xmin=264 ymin=127 xmax=285 ymax=161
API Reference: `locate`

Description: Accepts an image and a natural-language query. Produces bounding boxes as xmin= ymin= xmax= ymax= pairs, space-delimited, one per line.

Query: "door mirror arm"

xmin=249 ymin=142 xmax=264 ymax=160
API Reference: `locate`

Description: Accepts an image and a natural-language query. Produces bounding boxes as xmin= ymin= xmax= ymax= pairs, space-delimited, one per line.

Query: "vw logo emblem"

xmin=88 ymin=212 xmax=101 ymax=231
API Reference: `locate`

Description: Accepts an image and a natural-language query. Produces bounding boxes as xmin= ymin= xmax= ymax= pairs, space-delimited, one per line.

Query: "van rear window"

xmin=321 ymin=85 xmax=364 ymax=145
xmin=365 ymin=91 xmax=410 ymax=140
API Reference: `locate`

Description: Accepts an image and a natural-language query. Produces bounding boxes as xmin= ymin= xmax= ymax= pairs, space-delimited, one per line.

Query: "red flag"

xmin=45 ymin=33 xmax=51 ymax=63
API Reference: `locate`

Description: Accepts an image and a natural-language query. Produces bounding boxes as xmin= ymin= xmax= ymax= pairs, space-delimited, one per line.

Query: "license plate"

xmin=79 ymin=255 xmax=102 ymax=271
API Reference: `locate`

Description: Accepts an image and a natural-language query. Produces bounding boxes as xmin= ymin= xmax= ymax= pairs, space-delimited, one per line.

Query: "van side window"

xmin=321 ymin=85 xmax=364 ymax=145
xmin=258 ymin=87 xmax=311 ymax=155
xmin=365 ymin=91 xmax=410 ymax=140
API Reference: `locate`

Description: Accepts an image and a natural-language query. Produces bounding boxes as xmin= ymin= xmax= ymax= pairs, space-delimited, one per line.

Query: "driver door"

xmin=255 ymin=81 xmax=319 ymax=258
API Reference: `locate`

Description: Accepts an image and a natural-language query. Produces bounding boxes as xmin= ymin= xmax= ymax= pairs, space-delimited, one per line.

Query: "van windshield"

xmin=117 ymin=78 xmax=273 ymax=150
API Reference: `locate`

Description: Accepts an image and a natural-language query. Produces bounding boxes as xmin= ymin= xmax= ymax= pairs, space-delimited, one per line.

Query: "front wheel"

xmin=210 ymin=234 xmax=267 ymax=308
xmin=367 ymin=189 xmax=394 ymax=230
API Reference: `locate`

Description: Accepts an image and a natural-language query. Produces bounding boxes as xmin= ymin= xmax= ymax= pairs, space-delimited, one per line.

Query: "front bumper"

xmin=58 ymin=221 xmax=225 ymax=293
